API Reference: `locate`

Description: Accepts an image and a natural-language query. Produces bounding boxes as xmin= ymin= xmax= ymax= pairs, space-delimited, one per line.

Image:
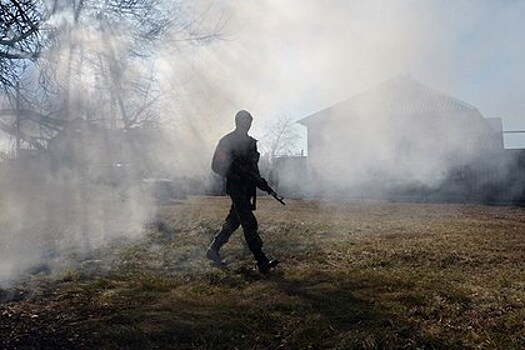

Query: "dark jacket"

xmin=212 ymin=130 xmax=261 ymax=204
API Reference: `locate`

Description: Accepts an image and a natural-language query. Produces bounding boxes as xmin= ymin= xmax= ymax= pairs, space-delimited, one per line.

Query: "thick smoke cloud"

xmin=154 ymin=1 xmax=523 ymax=198
xmin=1 ymin=0 xmax=524 ymax=282
xmin=160 ymin=0 xmax=524 ymax=144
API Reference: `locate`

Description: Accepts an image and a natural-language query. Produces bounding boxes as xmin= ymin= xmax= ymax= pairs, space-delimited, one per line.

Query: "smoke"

xmin=152 ymin=1 xmax=523 ymax=199
xmin=1 ymin=0 xmax=524 ymax=283
xmin=0 ymin=1 xmax=188 ymax=283
xmin=161 ymin=0 xmax=524 ymax=135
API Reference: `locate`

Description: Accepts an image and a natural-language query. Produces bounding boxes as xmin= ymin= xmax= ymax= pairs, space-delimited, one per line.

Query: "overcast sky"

xmin=164 ymin=0 xmax=525 ymax=149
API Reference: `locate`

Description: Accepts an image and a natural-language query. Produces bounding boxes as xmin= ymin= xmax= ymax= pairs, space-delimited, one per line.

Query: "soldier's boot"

xmin=207 ymin=219 xmax=237 ymax=268
xmin=206 ymin=243 xmax=226 ymax=268
xmin=258 ymin=259 xmax=280 ymax=274
xmin=254 ymin=251 xmax=280 ymax=274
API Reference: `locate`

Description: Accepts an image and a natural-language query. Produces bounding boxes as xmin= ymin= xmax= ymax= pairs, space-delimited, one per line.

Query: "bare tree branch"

xmin=260 ymin=115 xmax=301 ymax=161
xmin=0 ymin=0 xmax=44 ymax=89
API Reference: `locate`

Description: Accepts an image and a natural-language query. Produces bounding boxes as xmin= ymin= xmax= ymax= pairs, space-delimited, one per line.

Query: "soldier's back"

xmin=221 ymin=130 xmax=256 ymax=159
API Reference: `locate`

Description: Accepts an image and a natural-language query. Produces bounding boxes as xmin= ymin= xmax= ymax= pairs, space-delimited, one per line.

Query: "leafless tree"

xmin=37 ymin=0 xmax=224 ymax=128
xmin=260 ymin=115 xmax=301 ymax=161
xmin=0 ymin=0 xmax=224 ymax=156
xmin=0 ymin=0 xmax=44 ymax=90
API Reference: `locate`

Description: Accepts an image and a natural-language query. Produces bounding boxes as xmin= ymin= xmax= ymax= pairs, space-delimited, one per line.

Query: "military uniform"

xmin=209 ymin=128 xmax=276 ymax=271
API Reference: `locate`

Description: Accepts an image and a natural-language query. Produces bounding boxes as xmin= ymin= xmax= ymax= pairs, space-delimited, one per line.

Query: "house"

xmin=268 ymin=155 xmax=308 ymax=197
xmin=296 ymin=76 xmax=509 ymax=200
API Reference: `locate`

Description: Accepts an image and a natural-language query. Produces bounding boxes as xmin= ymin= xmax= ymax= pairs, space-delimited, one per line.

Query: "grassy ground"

xmin=1 ymin=196 xmax=524 ymax=349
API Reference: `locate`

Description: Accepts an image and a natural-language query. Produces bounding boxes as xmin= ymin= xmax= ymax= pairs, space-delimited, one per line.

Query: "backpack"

xmin=211 ymin=138 xmax=231 ymax=177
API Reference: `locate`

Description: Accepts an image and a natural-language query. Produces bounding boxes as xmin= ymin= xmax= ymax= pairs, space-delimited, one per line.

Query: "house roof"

xmin=298 ymin=76 xmax=479 ymax=126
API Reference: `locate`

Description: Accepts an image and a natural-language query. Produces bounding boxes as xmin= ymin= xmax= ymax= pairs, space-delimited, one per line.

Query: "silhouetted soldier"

xmin=207 ymin=110 xmax=279 ymax=273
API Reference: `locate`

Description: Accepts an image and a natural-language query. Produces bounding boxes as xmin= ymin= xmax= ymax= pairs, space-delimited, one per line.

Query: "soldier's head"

xmin=235 ymin=110 xmax=253 ymax=133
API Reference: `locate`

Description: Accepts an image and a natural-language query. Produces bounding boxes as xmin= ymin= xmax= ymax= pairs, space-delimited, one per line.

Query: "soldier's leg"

xmin=230 ymin=193 xmax=269 ymax=266
xmin=211 ymin=203 xmax=240 ymax=249
xmin=232 ymin=196 xmax=279 ymax=272
xmin=207 ymin=202 xmax=240 ymax=264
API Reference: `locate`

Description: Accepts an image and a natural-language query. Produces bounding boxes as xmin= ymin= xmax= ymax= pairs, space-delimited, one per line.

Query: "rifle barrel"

xmin=269 ymin=190 xmax=286 ymax=205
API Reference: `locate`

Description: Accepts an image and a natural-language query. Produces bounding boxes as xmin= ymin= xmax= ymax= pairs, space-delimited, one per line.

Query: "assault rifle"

xmin=230 ymin=163 xmax=286 ymax=206
xmin=265 ymin=186 xmax=286 ymax=206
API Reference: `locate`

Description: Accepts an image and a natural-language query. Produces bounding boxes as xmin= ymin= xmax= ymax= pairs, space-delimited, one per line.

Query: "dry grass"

xmin=1 ymin=196 xmax=524 ymax=349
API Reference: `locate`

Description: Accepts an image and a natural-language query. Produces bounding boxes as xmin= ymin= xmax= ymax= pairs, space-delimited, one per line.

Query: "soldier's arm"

xmin=252 ymin=140 xmax=262 ymax=176
xmin=249 ymin=139 xmax=271 ymax=191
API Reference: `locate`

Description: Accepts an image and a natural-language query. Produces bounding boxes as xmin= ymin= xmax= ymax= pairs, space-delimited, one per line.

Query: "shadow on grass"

xmin=1 ymin=268 xmax=463 ymax=350
xmin=266 ymin=270 xmax=454 ymax=349
xmin=97 ymin=269 xmax=460 ymax=349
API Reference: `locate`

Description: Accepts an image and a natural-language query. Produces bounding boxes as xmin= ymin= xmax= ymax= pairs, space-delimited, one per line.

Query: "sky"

xmin=166 ymin=0 xmax=525 ymax=149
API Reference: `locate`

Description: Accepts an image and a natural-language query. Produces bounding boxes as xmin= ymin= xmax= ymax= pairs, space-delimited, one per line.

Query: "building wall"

xmin=304 ymin=109 xmax=504 ymax=195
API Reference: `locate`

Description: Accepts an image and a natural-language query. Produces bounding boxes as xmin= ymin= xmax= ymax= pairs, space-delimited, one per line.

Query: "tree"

xmin=260 ymin=115 xmax=301 ymax=161
xmin=0 ymin=0 xmax=44 ymax=90
xmin=0 ymin=0 xmax=224 ymax=155
xmin=36 ymin=0 xmax=223 ymax=128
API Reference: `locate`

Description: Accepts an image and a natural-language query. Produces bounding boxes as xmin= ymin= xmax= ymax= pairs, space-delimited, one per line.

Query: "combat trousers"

xmin=210 ymin=189 xmax=268 ymax=265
